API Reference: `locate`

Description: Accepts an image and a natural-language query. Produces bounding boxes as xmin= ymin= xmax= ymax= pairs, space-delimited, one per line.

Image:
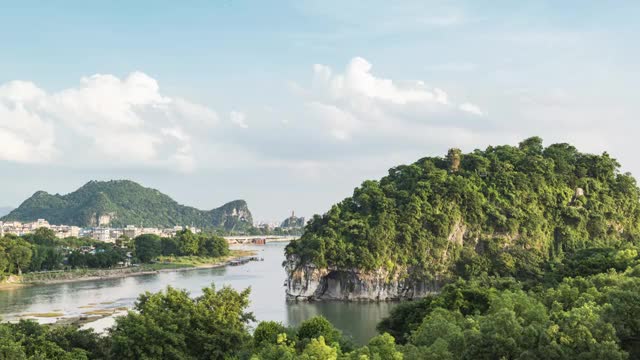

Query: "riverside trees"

xmin=2 ymin=260 xmax=640 ymax=359
xmin=132 ymin=229 xmax=230 ymax=262
xmin=0 ymin=228 xmax=229 ymax=278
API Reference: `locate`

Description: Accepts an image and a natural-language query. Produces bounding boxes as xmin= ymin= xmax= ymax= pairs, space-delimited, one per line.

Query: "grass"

xmin=13 ymin=249 xmax=256 ymax=284
xmin=156 ymin=249 xmax=256 ymax=268
xmin=137 ymin=262 xmax=194 ymax=271
xmin=83 ymin=309 xmax=117 ymax=316
xmin=21 ymin=312 xmax=64 ymax=318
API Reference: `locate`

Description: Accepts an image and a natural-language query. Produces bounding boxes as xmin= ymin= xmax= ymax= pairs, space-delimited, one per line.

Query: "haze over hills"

xmin=1 ymin=180 xmax=253 ymax=231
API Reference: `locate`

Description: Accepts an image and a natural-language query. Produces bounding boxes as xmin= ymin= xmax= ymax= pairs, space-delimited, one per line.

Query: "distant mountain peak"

xmin=1 ymin=180 xmax=253 ymax=230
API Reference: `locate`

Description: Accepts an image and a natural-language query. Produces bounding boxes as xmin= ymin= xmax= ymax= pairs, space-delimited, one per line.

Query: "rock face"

xmin=284 ymin=255 xmax=441 ymax=301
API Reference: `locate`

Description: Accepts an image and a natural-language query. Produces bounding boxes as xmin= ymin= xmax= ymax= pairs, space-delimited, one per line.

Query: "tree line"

xmin=3 ymin=241 xmax=640 ymax=359
xmin=0 ymin=228 xmax=229 ymax=278
xmin=132 ymin=229 xmax=229 ymax=263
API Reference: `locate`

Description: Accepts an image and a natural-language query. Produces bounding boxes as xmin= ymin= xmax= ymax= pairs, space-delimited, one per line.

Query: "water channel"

xmin=0 ymin=242 xmax=396 ymax=344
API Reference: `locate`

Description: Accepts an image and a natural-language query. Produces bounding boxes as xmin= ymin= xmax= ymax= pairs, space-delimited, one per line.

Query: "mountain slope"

xmin=0 ymin=207 xmax=13 ymax=217
xmin=284 ymin=137 xmax=640 ymax=300
xmin=1 ymin=180 xmax=253 ymax=231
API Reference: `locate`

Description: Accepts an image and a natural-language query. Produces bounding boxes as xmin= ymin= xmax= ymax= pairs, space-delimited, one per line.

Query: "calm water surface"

xmin=0 ymin=242 xmax=395 ymax=344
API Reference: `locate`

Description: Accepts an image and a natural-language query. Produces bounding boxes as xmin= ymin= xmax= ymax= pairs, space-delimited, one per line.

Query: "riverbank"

xmin=0 ymin=249 xmax=256 ymax=289
xmin=0 ymin=242 xmax=390 ymax=345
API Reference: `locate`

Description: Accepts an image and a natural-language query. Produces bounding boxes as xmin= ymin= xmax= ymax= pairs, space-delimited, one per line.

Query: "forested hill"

xmin=286 ymin=137 xmax=640 ymax=282
xmin=2 ymin=180 xmax=253 ymax=231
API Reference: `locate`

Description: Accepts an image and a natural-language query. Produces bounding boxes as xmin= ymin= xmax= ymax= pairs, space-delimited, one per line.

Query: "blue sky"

xmin=1 ymin=1 xmax=639 ymax=223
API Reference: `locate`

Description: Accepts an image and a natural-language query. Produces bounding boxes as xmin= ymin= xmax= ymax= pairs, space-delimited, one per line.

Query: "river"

xmin=0 ymin=242 xmax=395 ymax=345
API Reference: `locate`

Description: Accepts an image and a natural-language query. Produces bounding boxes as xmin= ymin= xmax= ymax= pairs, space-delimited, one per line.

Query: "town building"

xmin=0 ymin=219 xmax=201 ymax=242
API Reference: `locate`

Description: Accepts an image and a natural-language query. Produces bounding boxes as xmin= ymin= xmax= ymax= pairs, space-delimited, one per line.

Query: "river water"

xmin=0 ymin=242 xmax=395 ymax=344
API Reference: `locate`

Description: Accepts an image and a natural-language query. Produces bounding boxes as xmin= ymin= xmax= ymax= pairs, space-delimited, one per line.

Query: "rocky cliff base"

xmin=285 ymin=258 xmax=441 ymax=301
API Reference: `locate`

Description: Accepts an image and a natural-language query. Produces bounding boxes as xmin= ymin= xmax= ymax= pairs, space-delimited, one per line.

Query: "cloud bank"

xmin=0 ymin=57 xmax=487 ymax=174
xmin=302 ymin=57 xmax=484 ymax=142
xmin=0 ymin=72 xmax=217 ymax=171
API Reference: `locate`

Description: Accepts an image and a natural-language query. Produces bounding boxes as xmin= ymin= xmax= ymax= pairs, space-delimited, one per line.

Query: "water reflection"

xmin=0 ymin=242 xmax=395 ymax=345
xmin=287 ymin=301 xmax=396 ymax=344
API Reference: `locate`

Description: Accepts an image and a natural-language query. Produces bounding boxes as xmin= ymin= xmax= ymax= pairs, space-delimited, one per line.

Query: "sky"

xmin=1 ymin=0 xmax=639 ymax=223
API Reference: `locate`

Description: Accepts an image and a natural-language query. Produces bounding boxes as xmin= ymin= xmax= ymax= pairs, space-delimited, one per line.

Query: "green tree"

xmin=161 ymin=237 xmax=180 ymax=256
xmin=2 ymin=236 xmax=32 ymax=275
xmin=250 ymin=333 xmax=297 ymax=360
xmin=299 ymin=337 xmax=338 ymax=360
xmin=0 ymin=244 xmax=9 ymax=277
xmin=254 ymin=321 xmax=288 ymax=346
xmin=115 ymin=235 xmax=132 ymax=249
xmin=297 ymin=316 xmax=343 ymax=350
xmin=345 ymin=333 xmax=403 ymax=360
xmin=133 ymin=234 xmax=162 ymax=263
xmin=198 ymin=235 xmax=230 ymax=257
xmin=176 ymin=229 xmax=199 ymax=256
xmin=110 ymin=284 xmax=254 ymax=360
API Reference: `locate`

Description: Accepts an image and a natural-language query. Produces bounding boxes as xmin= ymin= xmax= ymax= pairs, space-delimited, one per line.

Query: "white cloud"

xmin=0 ymin=82 xmax=56 ymax=163
xmin=306 ymin=102 xmax=359 ymax=140
xmin=230 ymin=111 xmax=249 ymax=129
xmin=313 ymin=57 xmax=449 ymax=105
xmin=303 ymin=56 xmax=484 ymax=140
xmin=459 ymin=102 xmax=484 ymax=116
xmin=0 ymin=72 xmax=217 ymax=171
xmin=0 ymin=80 xmax=46 ymax=102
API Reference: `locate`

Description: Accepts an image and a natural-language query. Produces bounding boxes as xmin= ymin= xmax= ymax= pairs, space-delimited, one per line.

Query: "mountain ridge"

xmin=1 ymin=180 xmax=253 ymax=231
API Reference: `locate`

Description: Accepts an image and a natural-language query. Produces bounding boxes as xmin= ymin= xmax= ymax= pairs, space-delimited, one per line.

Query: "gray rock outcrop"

xmin=284 ymin=255 xmax=441 ymax=301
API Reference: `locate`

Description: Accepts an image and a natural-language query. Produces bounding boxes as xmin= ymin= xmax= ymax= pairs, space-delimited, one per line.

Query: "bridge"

xmin=223 ymin=235 xmax=298 ymax=245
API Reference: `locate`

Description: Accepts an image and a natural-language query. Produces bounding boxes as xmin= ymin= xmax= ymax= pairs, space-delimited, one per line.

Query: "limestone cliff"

xmin=284 ymin=254 xmax=442 ymax=301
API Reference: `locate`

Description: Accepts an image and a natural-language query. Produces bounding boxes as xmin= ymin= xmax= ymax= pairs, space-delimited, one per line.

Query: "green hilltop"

xmin=286 ymin=137 xmax=640 ymax=283
xmin=1 ymin=180 xmax=253 ymax=231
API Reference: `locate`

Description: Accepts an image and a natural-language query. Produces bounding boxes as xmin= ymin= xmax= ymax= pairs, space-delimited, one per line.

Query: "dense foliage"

xmin=2 ymin=180 xmax=253 ymax=231
xmin=376 ymin=261 xmax=640 ymax=359
xmin=5 ymin=138 xmax=640 ymax=358
xmin=0 ymin=228 xmax=102 ymax=277
xmin=5 ymin=262 xmax=640 ymax=359
xmin=0 ymin=228 xmax=230 ymax=278
xmin=0 ymin=285 xmax=403 ymax=360
xmin=133 ymin=229 xmax=230 ymax=262
xmin=286 ymin=138 xmax=640 ymax=284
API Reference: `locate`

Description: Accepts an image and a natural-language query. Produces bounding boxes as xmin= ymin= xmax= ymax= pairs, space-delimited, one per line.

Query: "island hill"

xmin=285 ymin=137 xmax=640 ymax=301
xmin=1 ymin=180 xmax=253 ymax=232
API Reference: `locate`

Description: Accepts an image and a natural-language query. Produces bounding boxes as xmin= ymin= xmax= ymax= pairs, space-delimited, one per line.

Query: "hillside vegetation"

xmin=4 ymin=138 xmax=640 ymax=359
xmin=286 ymin=137 xmax=640 ymax=283
xmin=2 ymin=180 xmax=253 ymax=231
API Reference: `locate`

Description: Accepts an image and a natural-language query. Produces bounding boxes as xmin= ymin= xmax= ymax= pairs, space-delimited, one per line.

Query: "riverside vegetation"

xmin=3 ymin=138 xmax=640 ymax=358
xmin=0 ymin=227 xmax=232 ymax=284
xmin=2 ymin=264 xmax=640 ymax=360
